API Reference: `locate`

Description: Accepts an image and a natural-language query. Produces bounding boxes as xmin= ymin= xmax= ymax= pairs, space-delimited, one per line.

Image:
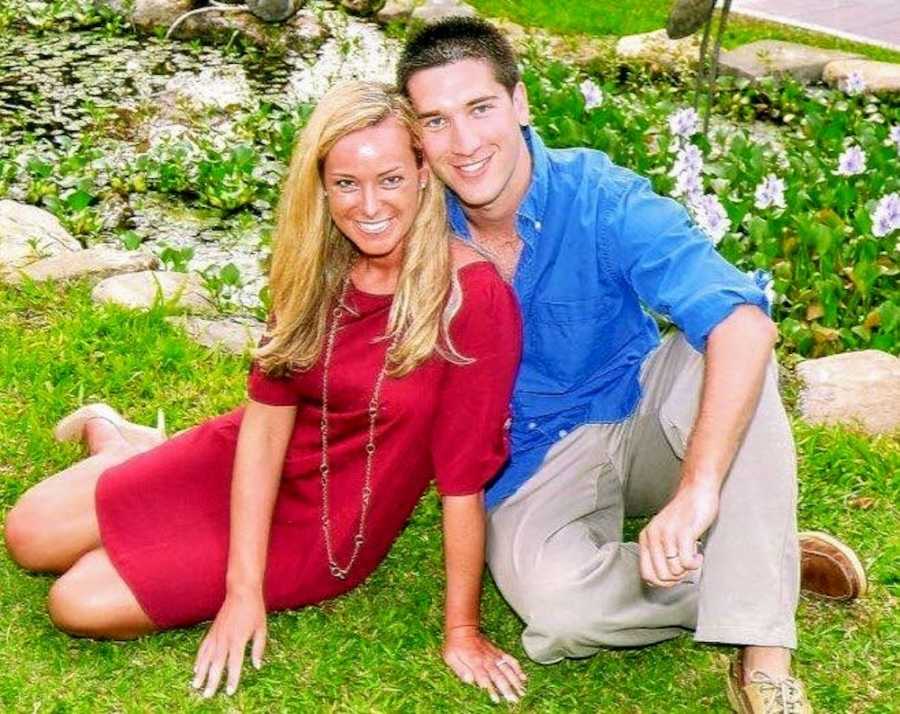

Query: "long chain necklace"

xmin=319 ymin=277 xmax=392 ymax=580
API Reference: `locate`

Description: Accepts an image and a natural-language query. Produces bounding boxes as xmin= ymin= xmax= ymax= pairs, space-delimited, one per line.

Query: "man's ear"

xmin=512 ymin=81 xmax=531 ymax=127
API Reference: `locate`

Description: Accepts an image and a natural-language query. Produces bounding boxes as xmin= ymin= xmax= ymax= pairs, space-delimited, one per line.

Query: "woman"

xmin=3 ymin=82 xmax=526 ymax=704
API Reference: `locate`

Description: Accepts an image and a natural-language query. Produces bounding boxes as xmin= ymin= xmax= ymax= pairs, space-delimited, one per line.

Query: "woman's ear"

xmin=417 ymin=164 xmax=430 ymax=190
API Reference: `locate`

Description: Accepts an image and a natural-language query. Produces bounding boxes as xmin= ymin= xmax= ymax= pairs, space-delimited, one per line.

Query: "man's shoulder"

xmin=543 ymin=144 xmax=646 ymax=205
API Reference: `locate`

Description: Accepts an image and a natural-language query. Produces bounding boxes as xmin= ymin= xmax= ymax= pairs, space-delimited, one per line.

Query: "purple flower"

xmin=836 ymin=145 xmax=866 ymax=176
xmin=690 ymin=193 xmax=731 ymax=245
xmin=579 ymin=78 xmax=603 ymax=110
xmin=668 ymin=107 xmax=701 ymax=139
xmin=754 ymin=174 xmax=786 ymax=210
xmin=669 ymin=144 xmax=704 ymax=200
xmin=871 ymin=192 xmax=900 ymax=237
xmin=840 ymin=71 xmax=866 ymax=96
xmin=890 ymin=125 xmax=900 ymax=152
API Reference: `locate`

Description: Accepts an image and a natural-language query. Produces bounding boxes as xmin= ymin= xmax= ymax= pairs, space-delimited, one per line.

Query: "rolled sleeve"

xmin=609 ymin=177 xmax=769 ymax=352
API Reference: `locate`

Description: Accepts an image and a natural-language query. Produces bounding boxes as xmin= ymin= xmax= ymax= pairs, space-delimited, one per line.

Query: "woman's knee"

xmin=47 ymin=551 xmax=154 ymax=639
xmin=4 ymin=493 xmax=49 ymax=571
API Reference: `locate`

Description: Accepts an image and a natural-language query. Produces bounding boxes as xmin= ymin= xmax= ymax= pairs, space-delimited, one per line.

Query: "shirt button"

xmin=503 ymin=417 xmax=511 ymax=430
xmin=527 ymin=421 xmax=537 ymax=430
xmin=558 ymin=429 xmax=568 ymax=438
xmin=534 ymin=220 xmax=542 ymax=230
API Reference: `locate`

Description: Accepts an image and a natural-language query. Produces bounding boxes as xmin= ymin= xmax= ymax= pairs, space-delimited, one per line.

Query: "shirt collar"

xmin=446 ymin=125 xmax=551 ymax=242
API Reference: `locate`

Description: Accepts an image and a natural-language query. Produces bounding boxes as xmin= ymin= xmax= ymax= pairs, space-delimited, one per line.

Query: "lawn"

xmin=468 ymin=0 xmax=900 ymax=63
xmin=0 ymin=281 xmax=897 ymax=712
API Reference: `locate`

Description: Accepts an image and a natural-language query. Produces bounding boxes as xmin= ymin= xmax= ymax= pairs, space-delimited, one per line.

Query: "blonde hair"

xmin=255 ymin=80 xmax=462 ymax=378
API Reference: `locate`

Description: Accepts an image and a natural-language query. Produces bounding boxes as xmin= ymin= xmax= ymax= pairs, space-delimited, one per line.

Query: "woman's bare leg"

xmin=3 ymin=419 xmax=156 ymax=573
xmin=48 ymin=547 xmax=156 ymax=639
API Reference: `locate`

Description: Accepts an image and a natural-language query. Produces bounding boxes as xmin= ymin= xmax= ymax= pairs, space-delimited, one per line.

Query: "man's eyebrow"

xmin=416 ymin=94 xmax=501 ymax=119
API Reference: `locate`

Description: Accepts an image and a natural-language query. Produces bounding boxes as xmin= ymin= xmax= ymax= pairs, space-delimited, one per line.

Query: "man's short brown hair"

xmin=397 ymin=17 xmax=520 ymax=95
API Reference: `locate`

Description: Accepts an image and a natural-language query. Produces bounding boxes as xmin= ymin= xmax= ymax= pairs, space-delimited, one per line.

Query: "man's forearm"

xmin=680 ymin=304 xmax=778 ymax=492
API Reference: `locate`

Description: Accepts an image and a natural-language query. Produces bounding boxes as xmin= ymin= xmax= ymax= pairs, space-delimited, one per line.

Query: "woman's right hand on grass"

xmin=192 ymin=589 xmax=268 ymax=698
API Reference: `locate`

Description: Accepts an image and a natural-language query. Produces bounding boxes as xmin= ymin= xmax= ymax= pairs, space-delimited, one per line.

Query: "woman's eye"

xmin=424 ymin=116 xmax=446 ymax=130
xmin=382 ymin=176 xmax=403 ymax=187
xmin=335 ymin=179 xmax=355 ymax=190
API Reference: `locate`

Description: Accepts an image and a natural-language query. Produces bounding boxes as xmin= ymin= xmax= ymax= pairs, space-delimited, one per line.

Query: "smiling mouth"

xmin=355 ymin=219 xmax=392 ymax=234
xmin=454 ymin=156 xmax=491 ymax=176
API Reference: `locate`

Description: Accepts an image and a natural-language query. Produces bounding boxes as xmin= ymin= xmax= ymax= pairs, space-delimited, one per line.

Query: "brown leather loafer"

xmin=799 ymin=531 xmax=867 ymax=601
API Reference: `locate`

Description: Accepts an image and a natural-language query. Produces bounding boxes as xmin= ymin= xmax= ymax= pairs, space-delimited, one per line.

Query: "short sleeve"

xmin=432 ymin=264 xmax=523 ymax=496
xmin=246 ymin=328 xmax=299 ymax=406
xmin=608 ymin=177 xmax=769 ymax=352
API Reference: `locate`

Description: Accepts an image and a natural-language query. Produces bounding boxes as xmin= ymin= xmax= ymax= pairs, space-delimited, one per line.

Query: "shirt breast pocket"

xmin=525 ymin=295 xmax=610 ymax=388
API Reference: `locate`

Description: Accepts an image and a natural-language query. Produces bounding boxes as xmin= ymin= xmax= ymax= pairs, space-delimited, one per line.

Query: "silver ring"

xmin=496 ymin=658 xmax=511 ymax=668
xmin=665 ymin=554 xmax=679 ymax=559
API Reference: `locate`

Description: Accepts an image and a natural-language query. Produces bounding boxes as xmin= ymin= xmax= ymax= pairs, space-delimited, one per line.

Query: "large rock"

xmin=615 ymin=29 xmax=700 ymax=70
xmin=340 ymin=0 xmax=386 ymax=16
xmin=167 ymin=316 xmax=265 ymax=354
xmin=823 ymin=59 xmax=900 ymax=94
xmin=162 ymin=66 xmax=255 ymax=113
xmin=719 ymin=40 xmax=859 ymax=83
xmin=92 ymin=270 xmax=214 ymax=314
xmin=131 ymin=0 xmax=193 ymax=32
xmin=797 ymin=350 xmax=900 ymax=435
xmin=411 ymin=0 xmax=476 ymax=23
xmin=172 ymin=7 xmax=325 ymax=51
xmin=0 ymin=200 xmax=82 ymax=273
xmin=376 ymin=0 xmax=416 ymax=24
xmin=8 ymin=246 xmax=159 ymax=284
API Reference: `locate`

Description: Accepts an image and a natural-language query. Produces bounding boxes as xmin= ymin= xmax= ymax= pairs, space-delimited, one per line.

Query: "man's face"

xmin=406 ymin=58 xmax=530 ymax=211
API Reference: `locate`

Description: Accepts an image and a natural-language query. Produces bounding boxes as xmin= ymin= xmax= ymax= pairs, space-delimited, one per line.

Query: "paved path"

xmin=731 ymin=0 xmax=900 ymax=51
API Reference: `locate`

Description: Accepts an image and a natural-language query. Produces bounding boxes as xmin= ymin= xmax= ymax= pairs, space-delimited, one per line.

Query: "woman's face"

xmin=322 ymin=116 xmax=428 ymax=264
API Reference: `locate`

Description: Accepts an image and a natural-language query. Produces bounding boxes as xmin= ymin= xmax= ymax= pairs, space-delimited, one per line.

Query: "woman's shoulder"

xmin=448 ymin=240 xmax=520 ymax=330
xmin=449 ymin=239 xmax=505 ymax=292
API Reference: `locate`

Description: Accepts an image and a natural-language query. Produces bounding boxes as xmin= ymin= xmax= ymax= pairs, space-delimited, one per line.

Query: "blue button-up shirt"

xmin=447 ymin=127 xmax=769 ymax=509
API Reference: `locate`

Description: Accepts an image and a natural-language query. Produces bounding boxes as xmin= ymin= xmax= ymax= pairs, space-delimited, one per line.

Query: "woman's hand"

xmin=443 ymin=625 xmax=527 ymax=704
xmin=191 ymin=589 xmax=268 ymax=698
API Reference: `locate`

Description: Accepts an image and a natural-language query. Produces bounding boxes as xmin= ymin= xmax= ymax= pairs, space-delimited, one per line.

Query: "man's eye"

xmin=473 ymin=103 xmax=493 ymax=115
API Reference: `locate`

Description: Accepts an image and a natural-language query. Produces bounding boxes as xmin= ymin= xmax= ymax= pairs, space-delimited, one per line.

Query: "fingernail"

xmin=226 ymin=686 xmax=235 ymax=696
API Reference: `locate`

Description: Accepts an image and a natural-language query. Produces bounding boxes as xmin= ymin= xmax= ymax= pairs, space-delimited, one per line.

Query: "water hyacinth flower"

xmin=840 ymin=71 xmax=866 ymax=96
xmin=890 ymin=125 xmax=900 ymax=152
xmin=579 ymin=78 xmax=603 ymax=110
xmin=871 ymin=192 xmax=900 ymax=237
xmin=754 ymin=174 xmax=786 ymax=210
xmin=836 ymin=145 xmax=866 ymax=176
xmin=690 ymin=193 xmax=731 ymax=245
xmin=668 ymin=107 xmax=701 ymax=139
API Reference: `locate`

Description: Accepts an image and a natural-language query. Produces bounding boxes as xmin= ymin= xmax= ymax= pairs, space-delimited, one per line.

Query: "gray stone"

xmin=797 ymin=350 xmax=900 ymax=435
xmin=0 ymin=200 xmax=82 ymax=273
xmin=8 ymin=246 xmax=159 ymax=284
xmin=340 ymin=0 xmax=386 ymax=16
xmin=719 ymin=40 xmax=859 ymax=83
xmin=92 ymin=270 xmax=214 ymax=314
xmin=823 ymin=59 xmax=900 ymax=94
xmin=131 ymin=0 xmax=193 ymax=32
xmin=247 ymin=0 xmax=299 ymax=23
xmin=376 ymin=0 xmax=416 ymax=24
xmin=615 ymin=29 xmax=700 ymax=69
xmin=167 ymin=315 xmax=265 ymax=354
xmin=411 ymin=0 xmax=476 ymax=23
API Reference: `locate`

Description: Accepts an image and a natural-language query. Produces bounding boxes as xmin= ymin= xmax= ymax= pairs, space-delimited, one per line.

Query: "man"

xmin=397 ymin=17 xmax=868 ymax=714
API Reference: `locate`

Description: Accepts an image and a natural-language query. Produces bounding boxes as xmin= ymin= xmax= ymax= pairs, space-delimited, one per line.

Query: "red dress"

xmin=95 ymin=262 xmax=522 ymax=629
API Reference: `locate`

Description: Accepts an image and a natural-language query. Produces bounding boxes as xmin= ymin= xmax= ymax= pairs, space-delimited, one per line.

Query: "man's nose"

xmin=450 ymin=116 xmax=481 ymax=157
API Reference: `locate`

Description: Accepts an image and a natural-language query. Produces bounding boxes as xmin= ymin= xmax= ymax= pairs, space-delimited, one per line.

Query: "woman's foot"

xmin=54 ymin=403 xmax=166 ymax=454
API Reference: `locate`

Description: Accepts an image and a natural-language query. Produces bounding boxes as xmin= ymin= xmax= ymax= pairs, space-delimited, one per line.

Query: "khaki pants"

xmin=487 ymin=333 xmax=799 ymax=664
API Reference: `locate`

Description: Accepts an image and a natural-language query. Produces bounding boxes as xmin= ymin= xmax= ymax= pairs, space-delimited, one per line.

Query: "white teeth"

xmin=356 ymin=219 xmax=391 ymax=234
xmin=458 ymin=157 xmax=489 ymax=174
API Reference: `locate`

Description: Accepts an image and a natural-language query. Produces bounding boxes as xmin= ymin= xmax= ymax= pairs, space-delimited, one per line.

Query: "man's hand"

xmin=638 ymin=482 xmax=719 ymax=587
xmin=443 ymin=626 xmax=527 ymax=704
xmin=192 ymin=590 xmax=268 ymax=698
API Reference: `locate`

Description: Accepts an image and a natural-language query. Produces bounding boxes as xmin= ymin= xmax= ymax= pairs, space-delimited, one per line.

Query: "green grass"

xmin=469 ymin=0 xmax=900 ymax=63
xmin=1 ymin=280 xmax=897 ymax=712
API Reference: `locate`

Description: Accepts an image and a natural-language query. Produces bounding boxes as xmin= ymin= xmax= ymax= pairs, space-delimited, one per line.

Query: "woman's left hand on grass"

xmin=443 ymin=626 xmax=527 ymax=704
